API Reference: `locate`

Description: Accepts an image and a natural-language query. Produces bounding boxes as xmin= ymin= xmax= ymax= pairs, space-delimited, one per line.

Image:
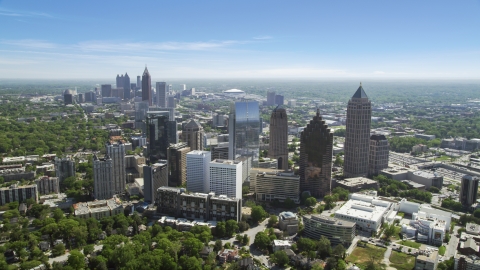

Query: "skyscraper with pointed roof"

xmin=268 ymin=106 xmax=288 ymax=170
xmin=344 ymin=83 xmax=372 ymax=178
xmin=299 ymin=109 xmax=333 ymax=197
xmin=142 ymin=67 xmax=152 ymax=106
xmin=123 ymin=73 xmax=131 ymax=99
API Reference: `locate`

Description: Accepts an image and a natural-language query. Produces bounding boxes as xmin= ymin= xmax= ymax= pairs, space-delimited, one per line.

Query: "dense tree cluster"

xmin=0 ymin=100 xmax=111 ymax=156
xmin=374 ymin=175 xmax=432 ymax=203
xmin=441 ymin=198 xmax=464 ymax=212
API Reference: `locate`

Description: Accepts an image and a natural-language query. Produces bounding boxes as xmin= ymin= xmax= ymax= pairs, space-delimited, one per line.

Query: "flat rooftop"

xmin=337 ymin=177 xmax=377 ymax=186
xmin=335 ymin=194 xmax=391 ymax=222
xmin=306 ymin=214 xmax=355 ymax=227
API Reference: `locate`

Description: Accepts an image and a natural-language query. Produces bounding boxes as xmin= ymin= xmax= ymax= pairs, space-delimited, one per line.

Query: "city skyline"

xmin=0 ymin=1 xmax=479 ymax=79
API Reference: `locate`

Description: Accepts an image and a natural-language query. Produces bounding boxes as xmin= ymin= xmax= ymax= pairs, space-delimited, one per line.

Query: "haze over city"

xmin=1 ymin=0 xmax=480 ymax=79
xmin=2 ymin=1 xmax=480 ymax=270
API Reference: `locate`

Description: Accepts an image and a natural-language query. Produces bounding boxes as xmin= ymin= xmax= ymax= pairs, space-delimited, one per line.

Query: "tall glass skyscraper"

xmin=228 ymin=101 xmax=261 ymax=167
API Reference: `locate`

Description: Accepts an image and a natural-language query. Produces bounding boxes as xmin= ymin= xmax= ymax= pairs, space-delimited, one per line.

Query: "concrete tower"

xmin=460 ymin=175 xmax=479 ymax=207
xmin=186 ymin=150 xmax=211 ymax=193
xmin=267 ymin=91 xmax=276 ymax=106
xmin=156 ymin=82 xmax=167 ymax=108
xmin=182 ymin=119 xmax=205 ymax=151
xmin=344 ymin=83 xmax=372 ymax=178
xmin=106 ymin=142 xmax=126 ymax=195
xmin=142 ymin=67 xmax=152 ymax=106
xmin=368 ymin=134 xmax=389 ymax=176
xmin=299 ymin=109 xmax=333 ymax=197
xmin=93 ymin=154 xmax=113 ymax=200
xmin=268 ymin=107 xmax=289 ymax=170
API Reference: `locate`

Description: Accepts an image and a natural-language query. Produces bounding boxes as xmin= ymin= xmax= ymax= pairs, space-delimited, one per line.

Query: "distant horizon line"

xmin=1 ymin=77 xmax=480 ymax=82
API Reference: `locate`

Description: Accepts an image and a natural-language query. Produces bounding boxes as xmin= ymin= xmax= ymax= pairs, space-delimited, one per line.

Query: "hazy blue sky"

xmin=0 ymin=1 xmax=479 ymax=79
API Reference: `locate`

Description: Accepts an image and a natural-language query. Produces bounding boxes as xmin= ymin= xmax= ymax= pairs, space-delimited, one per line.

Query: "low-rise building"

xmin=335 ymin=177 xmax=378 ymax=193
xmin=303 ymin=215 xmax=356 ymax=246
xmin=380 ymin=167 xmax=443 ymax=189
xmin=250 ymin=168 xmax=300 ymax=204
xmin=35 ymin=176 xmax=60 ymax=195
xmin=218 ymin=248 xmax=239 ymax=263
xmin=334 ymin=193 xmax=393 ymax=233
xmin=0 ymin=182 xmax=38 ymax=206
xmin=278 ymin=211 xmax=299 ymax=235
xmin=272 ymin=240 xmax=292 ymax=252
xmin=155 ymin=187 xmax=242 ymax=222
xmin=399 ymin=199 xmax=451 ymax=246
xmin=73 ymin=198 xmax=124 ymax=220
xmin=415 ymin=247 xmax=438 ymax=270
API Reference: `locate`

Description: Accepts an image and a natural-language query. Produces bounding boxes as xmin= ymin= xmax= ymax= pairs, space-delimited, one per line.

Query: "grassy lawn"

xmin=389 ymin=251 xmax=415 ymax=270
xmin=434 ymin=155 xmax=451 ymax=161
xmin=399 ymin=240 xmax=421 ymax=249
xmin=346 ymin=244 xmax=386 ymax=269
xmin=439 ymin=246 xmax=446 ymax=256
xmin=397 ymin=212 xmax=405 ymax=218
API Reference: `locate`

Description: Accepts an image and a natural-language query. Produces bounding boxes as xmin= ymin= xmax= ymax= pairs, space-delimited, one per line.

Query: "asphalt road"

xmin=446 ymin=234 xmax=459 ymax=258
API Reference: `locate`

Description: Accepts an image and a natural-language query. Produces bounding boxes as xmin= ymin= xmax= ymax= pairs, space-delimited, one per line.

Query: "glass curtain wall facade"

xmin=233 ymin=101 xmax=261 ymax=167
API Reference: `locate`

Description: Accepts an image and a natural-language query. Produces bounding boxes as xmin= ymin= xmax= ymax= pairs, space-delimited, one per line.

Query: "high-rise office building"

xmin=167 ymin=143 xmax=190 ymax=187
xmin=156 ymin=82 xmax=167 ymax=108
xmin=84 ymin=91 xmax=95 ymax=102
xmin=182 ymin=119 xmax=204 ymax=151
xmin=143 ymin=161 xmax=168 ymax=203
xmin=146 ymin=111 xmax=178 ymax=163
xmin=228 ymin=101 xmax=261 ymax=167
xmin=106 ymin=142 xmax=126 ymax=195
xmin=167 ymin=95 xmax=176 ymax=108
xmin=116 ymin=74 xmax=123 ymax=89
xmin=209 ymin=159 xmax=243 ymax=199
xmin=344 ymin=83 xmax=372 ymax=178
xmin=142 ymin=67 xmax=152 ymax=106
xmin=137 ymin=76 xmax=141 ymax=89
xmin=64 ymin=94 xmax=73 ymax=105
xmin=123 ymin=73 xmax=131 ymax=99
xmin=268 ymin=107 xmax=289 ymax=170
xmin=460 ymin=175 xmax=479 ymax=207
xmin=267 ymin=91 xmax=276 ymax=106
xmin=187 ymin=150 xmax=211 ymax=193
xmin=54 ymin=156 xmax=75 ymax=184
xmin=93 ymin=154 xmax=114 ymax=200
xmin=275 ymin=94 xmax=284 ymax=106
xmin=299 ymin=109 xmax=333 ymax=197
xmin=101 ymin=84 xmax=112 ymax=97
xmin=368 ymin=134 xmax=389 ymax=176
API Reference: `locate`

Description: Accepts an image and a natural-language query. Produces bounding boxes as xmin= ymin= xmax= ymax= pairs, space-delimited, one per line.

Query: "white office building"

xmin=334 ymin=193 xmax=393 ymax=233
xmin=106 ymin=142 xmax=126 ymax=195
xmin=209 ymin=159 xmax=243 ymax=199
xmin=399 ymin=199 xmax=451 ymax=246
xmin=187 ymin=150 xmax=211 ymax=193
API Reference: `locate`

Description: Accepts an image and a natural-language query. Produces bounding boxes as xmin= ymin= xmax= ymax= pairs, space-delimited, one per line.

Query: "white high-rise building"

xmin=93 ymin=154 xmax=114 ymax=200
xmin=209 ymin=159 xmax=243 ymax=198
xmin=186 ymin=150 xmax=211 ymax=193
xmin=106 ymin=142 xmax=126 ymax=195
xmin=156 ymin=82 xmax=167 ymax=108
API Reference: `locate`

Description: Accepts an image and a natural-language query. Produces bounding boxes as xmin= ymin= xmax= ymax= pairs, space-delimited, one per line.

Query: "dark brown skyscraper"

xmin=268 ymin=107 xmax=288 ymax=170
xmin=344 ymin=83 xmax=372 ymax=177
xmin=142 ymin=67 xmax=151 ymax=106
xmin=299 ymin=109 xmax=333 ymax=197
